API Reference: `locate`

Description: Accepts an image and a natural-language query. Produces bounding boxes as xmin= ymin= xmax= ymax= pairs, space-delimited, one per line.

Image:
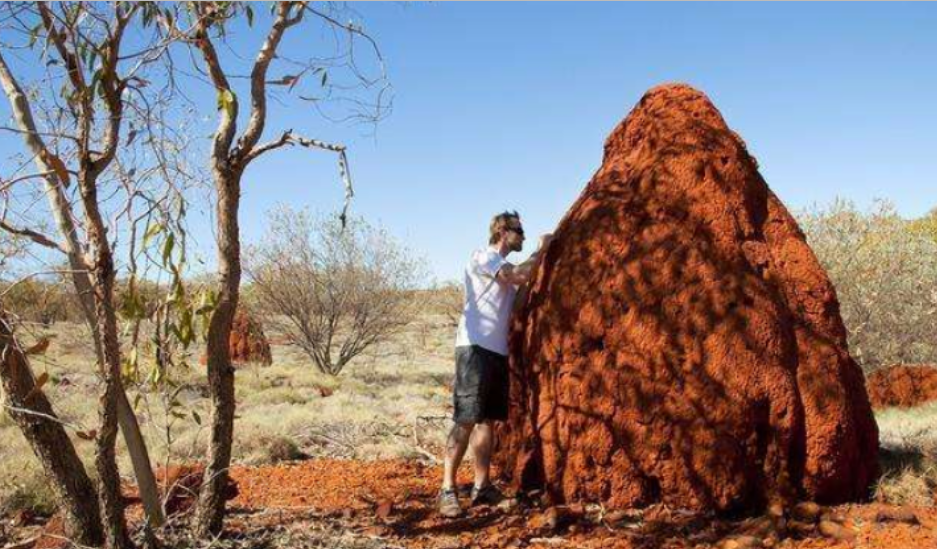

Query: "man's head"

xmin=489 ymin=210 xmax=524 ymax=253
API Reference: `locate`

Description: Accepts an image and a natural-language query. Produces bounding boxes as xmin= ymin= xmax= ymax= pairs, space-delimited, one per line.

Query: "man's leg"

xmin=470 ymin=421 xmax=493 ymax=489
xmin=442 ymin=421 xmax=475 ymax=491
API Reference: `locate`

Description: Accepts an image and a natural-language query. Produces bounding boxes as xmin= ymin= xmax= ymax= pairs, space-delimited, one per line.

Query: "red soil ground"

xmin=20 ymin=459 xmax=936 ymax=549
xmin=496 ymin=84 xmax=878 ymax=513
xmin=867 ymin=364 xmax=937 ymax=410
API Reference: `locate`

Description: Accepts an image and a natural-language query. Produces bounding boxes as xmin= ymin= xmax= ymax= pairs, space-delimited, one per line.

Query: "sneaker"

xmin=438 ymin=488 xmax=462 ymax=518
xmin=470 ymin=483 xmax=505 ymax=507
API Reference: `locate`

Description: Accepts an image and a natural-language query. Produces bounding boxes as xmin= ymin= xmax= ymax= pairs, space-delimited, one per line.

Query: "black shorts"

xmin=453 ymin=345 xmax=509 ymax=424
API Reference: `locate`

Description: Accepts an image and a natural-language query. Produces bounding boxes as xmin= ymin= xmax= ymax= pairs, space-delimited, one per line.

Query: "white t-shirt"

xmin=455 ymin=246 xmax=518 ymax=356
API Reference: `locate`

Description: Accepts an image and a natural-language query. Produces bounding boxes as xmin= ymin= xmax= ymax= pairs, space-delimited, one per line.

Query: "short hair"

xmin=489 ymin=210 xmax=520 ymax=245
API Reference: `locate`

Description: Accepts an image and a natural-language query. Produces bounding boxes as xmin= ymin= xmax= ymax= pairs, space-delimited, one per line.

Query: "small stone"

xmin=787 ymin=519 xmax=816 ymax=536
xmin=875 ymin=506 xmax=919 ymax=525
xmin=735 ymin=535 xmax=763 ymax=548
xmin=791 ymin=501 xmax=822 ymax=522
xmin=544 ymin=506 xmax=563 ymax=530
xmin=766 ymin=502 xmax=785 ymax=519
xmin=375 ymin=500 xmax=393 ymax=520
xmin=818 ymin=519 xmax=856 ymax=541
xmin=497 ymin=497 xmax=519 ymax=512
xmin=738 ymin=516 xmax=775 ymax=538
xmin=604 ymin=510 xmax=629 ymax=525
xmin=720 ymin=536 xmax=762 ymax=549
xmin=820 ymin=510 xmax=846 ymax=524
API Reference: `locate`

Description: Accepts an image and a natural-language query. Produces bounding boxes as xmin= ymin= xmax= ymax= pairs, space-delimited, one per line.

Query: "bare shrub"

xmin=426 ymin=281 xmax=463 ymax=327
xmin=0 ymin=275 xmax=80 ymax=326
xmin=247 ymin=207 xmax=423 ymax=376
xmin=799 ymin=199 xmax=937 ymax=372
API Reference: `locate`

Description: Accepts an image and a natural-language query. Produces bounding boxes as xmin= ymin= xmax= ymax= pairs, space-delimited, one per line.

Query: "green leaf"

xmin=245 ymin=5 xmax=254 ymax=27
xmin=216 ymin=89 xmax=236 ymax=118
xmin=192 ymin=410 xmax=202 ymax=425
xmin=321 ymin=70 xmax=328 ymax=87
xmin=143 ymin=222 xmax=163 ymax=248
xmin=161 ymin=232 xmax=175 ymax=266
xmin=27 ymin=23 xmax=42 ymax=48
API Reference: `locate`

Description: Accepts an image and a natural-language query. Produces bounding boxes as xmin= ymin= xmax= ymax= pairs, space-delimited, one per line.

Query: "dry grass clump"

xmin=0 ymin=455 xmax=59 ymax=518
xmin=874 ymin=403 xmax=937 ymax=506
xmin=240 ymin=435 xmax=306 ymax=465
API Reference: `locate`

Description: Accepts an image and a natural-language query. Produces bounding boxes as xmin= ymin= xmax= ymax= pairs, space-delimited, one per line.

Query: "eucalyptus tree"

xmin=0 ymin=2 xmax=192 ymax=546
xmin=162 ymin=2 xmax=389 ymax=535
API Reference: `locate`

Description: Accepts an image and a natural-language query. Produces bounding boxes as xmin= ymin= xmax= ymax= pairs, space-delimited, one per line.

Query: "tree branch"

xmin=193 ymin=4 xmax=238 ymax=171
xmin=235 ymin=1 xmax=304 ymax=161
xmin=242 ymin=129 xmax=294 ymax=164
xmin=0 ymin=220 xmax=66 ymax=254
xmin=0 ymin=170 xmax=55 ymax=194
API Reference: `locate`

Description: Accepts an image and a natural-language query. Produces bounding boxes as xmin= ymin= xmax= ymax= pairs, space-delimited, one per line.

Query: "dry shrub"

xmin=243 ymin=435 xmax=304 ymax=465
xmin=426 ymin=281 xmax=463 ymax=327
xmin=0 ymin=277 xmax=81 ymax=325
xmin=799 ymin=199 xmax=937 ymax=372
xmin=875 ymin=441 xmax=937 ymax=506
xmin=0 ymin=460 xmax=58 ymax=518
xmin=246 ymin=208 xmax=423 ymax=376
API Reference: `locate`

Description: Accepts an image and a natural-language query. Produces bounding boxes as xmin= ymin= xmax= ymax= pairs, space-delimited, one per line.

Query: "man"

xmin=439 ymin=210 xmax=551 ymax=518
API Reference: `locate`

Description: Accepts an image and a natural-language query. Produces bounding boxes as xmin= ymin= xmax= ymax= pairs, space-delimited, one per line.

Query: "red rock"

xmin=494 ymin=84 xmax=879 ymax=513
xmin=791 ymin=502 xmax=822 ymax=523
xmin=375 ymin=500 xmax=394 ymax=520
xmin=818 ymin=519 xmax=856 ymax=541
xmin=875 ymin=506 xmax=920 ymax=525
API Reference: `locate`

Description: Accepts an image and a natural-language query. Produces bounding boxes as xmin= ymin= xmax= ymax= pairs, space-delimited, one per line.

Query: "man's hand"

xmin=497 ymin=233 xmax=555 ymax=286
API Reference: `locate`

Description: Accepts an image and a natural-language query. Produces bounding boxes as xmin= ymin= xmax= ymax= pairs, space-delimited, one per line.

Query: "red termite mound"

xmin=199 ymin=309 xmax=272 ymax=367
xmin=229 ymin=310 xmax=273 ymax=366
xmin=494 ymin=84 xmax=878 ymax=513
xmin=867 ymin=364 xmax=937 ymax=410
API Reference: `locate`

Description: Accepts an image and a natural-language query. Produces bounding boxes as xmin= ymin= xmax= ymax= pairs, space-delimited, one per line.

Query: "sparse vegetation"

xmin=0 ymin=309 xmax=455 ymax=517
xmin=247 ymin=208 xmax=425 ymax=376
xmin=799 ymin=199 xmax=937 ymax=372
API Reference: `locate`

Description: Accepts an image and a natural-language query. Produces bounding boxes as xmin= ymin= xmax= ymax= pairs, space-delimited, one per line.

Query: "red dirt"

xmin=494 ymin=84 xmax=879 ymax=513
xmin=227 ymin=460 xmax=937 ymax=548
xmin=867 ymin=364 xmax=937 ymax=409
xmin=199 ymin=309 xmax=273 ymax=367
xmin=21 ymin=459 xmax=935 ymax=549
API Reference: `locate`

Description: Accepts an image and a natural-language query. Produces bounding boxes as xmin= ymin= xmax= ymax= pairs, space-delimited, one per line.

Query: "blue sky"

xmin=3 ymin=2 xmax=936 ymax=282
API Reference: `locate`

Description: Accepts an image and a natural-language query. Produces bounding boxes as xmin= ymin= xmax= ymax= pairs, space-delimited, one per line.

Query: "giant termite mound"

xmin=495 ymin=84 xmax=878 ymax=512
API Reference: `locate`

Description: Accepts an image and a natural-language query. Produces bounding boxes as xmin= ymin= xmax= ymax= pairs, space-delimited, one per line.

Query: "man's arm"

xmin=496 ymin=234 xmax=553 ymax=286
